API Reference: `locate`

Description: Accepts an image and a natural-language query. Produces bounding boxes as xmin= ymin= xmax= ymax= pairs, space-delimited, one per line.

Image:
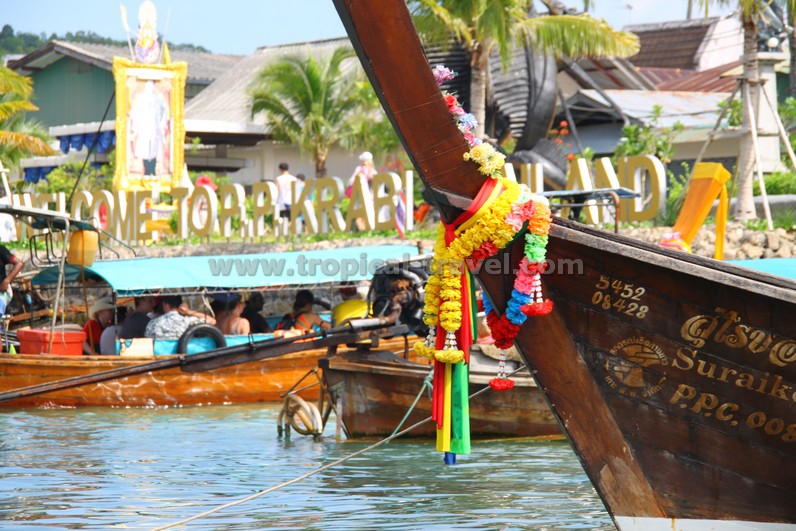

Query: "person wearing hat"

xmin=347 ymin=152 xmax=376 ymax=231
xmin=83 ymin=297 xmax=116 ymax=355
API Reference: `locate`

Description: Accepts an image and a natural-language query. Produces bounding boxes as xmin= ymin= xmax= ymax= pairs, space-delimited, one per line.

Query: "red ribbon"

xmin=431 ymin=177 xmax=501 ymax=429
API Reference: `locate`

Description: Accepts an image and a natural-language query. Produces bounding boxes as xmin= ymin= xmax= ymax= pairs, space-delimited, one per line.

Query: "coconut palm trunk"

xmin=469 ymin=44 xmax=490 ymax=140
xmin=735 ymin=16 xmax=761 ymax=221
xmin=788 ymin=1 xmax=796 ymax=98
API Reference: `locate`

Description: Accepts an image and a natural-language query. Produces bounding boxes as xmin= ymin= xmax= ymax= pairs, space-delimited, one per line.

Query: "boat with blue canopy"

xmin=0 ymin=207 xmax=426 ymax=407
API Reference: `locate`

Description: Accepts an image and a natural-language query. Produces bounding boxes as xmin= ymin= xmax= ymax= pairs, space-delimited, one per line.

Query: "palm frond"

xmin=0 ymin=67 xmax=34 ymax=99
xmin=521 ymin=14 xmax=639 ymax=59
xmin=0 ymin=131 xmax=55 ymax=156
xmin=0 ymin=99 xmax=38 ymax=122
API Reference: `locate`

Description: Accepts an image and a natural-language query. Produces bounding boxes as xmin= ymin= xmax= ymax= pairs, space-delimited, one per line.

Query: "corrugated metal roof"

xmin=569 ymin=89 xmax=730 ymax=128
xmin=573 ymin=57 xmax=656 ymax=90
xmin=10 ymin=40 xmax=242 ymax=83
xmin=654 ymin=61 xmax=740 ymax=92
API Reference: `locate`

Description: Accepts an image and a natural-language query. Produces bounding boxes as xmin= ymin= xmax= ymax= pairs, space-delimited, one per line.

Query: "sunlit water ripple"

xmin=0 ymin=404 xmax=613 ymax=530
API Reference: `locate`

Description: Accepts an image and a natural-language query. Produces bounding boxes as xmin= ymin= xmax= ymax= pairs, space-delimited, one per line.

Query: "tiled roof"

xmin=10 ymin=40 xmax=243 ymax=83
xmin=626 ymin=18 xmax=717 ymax=69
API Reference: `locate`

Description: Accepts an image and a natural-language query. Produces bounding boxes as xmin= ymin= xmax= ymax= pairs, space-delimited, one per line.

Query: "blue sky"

xmin=3 ymin=0 xmax=735 ymax=56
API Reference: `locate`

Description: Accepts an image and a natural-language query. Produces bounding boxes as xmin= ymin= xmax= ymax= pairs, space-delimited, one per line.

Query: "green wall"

xmin=29 ymin=57 xmax=116 ymax=127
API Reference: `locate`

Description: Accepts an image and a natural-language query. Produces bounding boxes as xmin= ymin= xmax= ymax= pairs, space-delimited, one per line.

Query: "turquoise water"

xmin=0 ymin=404 xmax=612 ymax=530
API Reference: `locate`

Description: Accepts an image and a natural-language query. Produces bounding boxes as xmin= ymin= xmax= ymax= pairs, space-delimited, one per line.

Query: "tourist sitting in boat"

xmin=100 ymin=306 xmax=128 ymax=355
xmin=83 ymin=297 xmax=115 ymax=355
xmin=144 ymin=295 xmax=217 ymax=340
xmin=0 ymin=244 xmax=24 ymax=316
xmin=220 ymin=295 xmax=250 ymax=336
xmin=119 ymin=296 xmax=155 ymax=340
xmin=276 ymin=289 xmax=331 ymax=333
xmin=241 ymin=292 xmax=271 ymax=333
xmin=210 ymin=298 xmax=229 ymax=327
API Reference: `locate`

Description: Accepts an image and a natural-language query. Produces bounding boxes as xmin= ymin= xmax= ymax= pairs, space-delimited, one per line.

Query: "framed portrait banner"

xmin=112 ymin=58 xmax=187 ymax=193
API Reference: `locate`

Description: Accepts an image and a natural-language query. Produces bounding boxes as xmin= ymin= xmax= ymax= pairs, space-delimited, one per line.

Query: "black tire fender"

xmin=176 ymin=323 xmax=226 ymax=354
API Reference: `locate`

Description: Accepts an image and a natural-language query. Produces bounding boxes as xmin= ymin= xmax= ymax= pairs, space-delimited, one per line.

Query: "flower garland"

xmin=416 ymin=65 xmax=554 ymax=390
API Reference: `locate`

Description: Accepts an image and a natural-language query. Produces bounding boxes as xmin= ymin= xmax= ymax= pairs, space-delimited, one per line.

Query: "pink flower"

xmin=432 ymin=65 xmax=456 ymax=85
xmin=513 ymin=269 xmax=535 ymax=292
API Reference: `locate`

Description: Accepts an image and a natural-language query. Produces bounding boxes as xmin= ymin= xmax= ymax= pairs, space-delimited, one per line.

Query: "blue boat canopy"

xmin=31 ymin=245 xmax=423 ymax=296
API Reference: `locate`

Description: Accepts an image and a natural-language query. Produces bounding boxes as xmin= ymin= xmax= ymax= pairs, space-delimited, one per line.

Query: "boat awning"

xmin=30 ymin=244 xmax=423 ymax=295
xmin=728 ymin=258 xmax=796 ymax=281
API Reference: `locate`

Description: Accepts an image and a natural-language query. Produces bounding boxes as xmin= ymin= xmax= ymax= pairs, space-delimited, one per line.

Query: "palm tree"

xmin=408 ymin=0 xmax=639 ymax=140
xmin=697 ymin=0 xmax=770 ymax=221
xmin=249 ymin=46 xmax=373 ymax=178
xmin=0 ymin=66 xmax=53 ymax=170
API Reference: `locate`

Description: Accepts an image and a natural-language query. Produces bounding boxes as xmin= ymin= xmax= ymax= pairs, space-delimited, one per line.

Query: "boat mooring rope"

xmin=390 ymin=368 xmax=434 ymax=438
xmin=151 ymin=365 xmax=528 ymax=530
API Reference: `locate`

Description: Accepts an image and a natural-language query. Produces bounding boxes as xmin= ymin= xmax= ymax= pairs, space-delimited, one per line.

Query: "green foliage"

xmin=753 ymin=171 xmax=796 ymax=196
xmin=778 ymin=97 xmax=796 ymax=166
xmin=718 ymin=97 xmax=742 ymax=127
xmin=0 ymin=66 xmax=54 ymax=169
xmin=250 ymin=47 xmax=382 ymax=178
xmin=613 ymin=105 xmax=683 ymax=164
xmin=36 ymin=162 xmax=110 ymax=212
xmin=743 ymin=209 xmax=796 ymax=231
xmin=658 ymin=167 xmax=689 ymax=227
xmin=0 ymin=23 xmax=208 ymax=58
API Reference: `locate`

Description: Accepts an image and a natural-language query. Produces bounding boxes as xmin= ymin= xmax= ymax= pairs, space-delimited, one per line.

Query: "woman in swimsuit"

xmin=290 ymin=289 xmax=331 ymax=332
xmin=220 ymin=297 xmax=251 ymax=336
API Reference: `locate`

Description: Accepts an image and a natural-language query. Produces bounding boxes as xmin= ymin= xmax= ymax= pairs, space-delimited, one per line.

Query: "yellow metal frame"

xmin=112 ymin=58 xmax=187 ymax=193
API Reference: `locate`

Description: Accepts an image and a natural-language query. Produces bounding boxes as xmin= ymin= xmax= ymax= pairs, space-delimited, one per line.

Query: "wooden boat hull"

xmin=0 ymin=336 xmax=416 ymax=408
xmin=320 ymin=350 xmax=560 ymax=439
xmin=334 ymin=1 xmax=796 ymax=527
xmin=493 ymin=221 xmax=796 ymax=529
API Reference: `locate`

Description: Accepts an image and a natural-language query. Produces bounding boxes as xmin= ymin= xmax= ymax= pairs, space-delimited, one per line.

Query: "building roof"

xmin=184 ymin=37 xmax=352 ymax=125
xmin=9 ymin=40 xmax=243 ymax=84
xmin=564 ymin=89 xmax=730 ymax=129
xmin=651 ymin=61 xmax=741 ymax=92
xmin=626 ymin=18 xmax=714 ymax=69
xmin=568 ymin=57 xmax=657 ymax=91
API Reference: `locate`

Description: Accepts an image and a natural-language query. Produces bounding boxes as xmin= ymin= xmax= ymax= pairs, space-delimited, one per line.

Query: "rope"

xmin=151 ymin=364 xmax=528 ymax=530
xmin=390 ymin=367 xmax=434 ymax=438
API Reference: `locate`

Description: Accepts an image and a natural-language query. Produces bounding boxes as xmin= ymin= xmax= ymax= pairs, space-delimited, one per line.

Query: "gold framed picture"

xmin=112 ymin=58 xmax=187 ymax=193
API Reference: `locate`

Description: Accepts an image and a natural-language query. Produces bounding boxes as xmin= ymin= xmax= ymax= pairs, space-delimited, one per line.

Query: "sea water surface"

xmin=0 ymin=404 xmax=612 ymax=530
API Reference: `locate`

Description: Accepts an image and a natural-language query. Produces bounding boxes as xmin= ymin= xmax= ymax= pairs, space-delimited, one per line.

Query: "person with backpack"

xmin=276 ymin=289 xmax=330 ymax=333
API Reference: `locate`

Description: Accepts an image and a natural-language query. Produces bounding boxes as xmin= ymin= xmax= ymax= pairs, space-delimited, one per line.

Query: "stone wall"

xmin=620 ymin=222 xmax=795 ymax=260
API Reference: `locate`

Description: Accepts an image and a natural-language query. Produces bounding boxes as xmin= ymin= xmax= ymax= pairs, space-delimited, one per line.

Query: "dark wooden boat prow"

xmin=334 ymin=1 xmax=796 ymax=529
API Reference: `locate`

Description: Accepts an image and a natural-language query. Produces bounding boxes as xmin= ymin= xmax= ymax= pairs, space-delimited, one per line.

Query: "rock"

xmin=765 ymin=232 xmax=781 ymax=251
xmin=741 ymin=231 xmax=766 ymax=246
xmin=740 ymin=243 xmax=764 ymax=259
xmin=764 ymin=248 xmax=777 ymax=258
xmin=723 ymin=248 xmax=738 ymax=260
xmin=776 ymin=244 xmax=793 ymax=258
xmin=727 ymin=227 xmax=744 ymax=244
